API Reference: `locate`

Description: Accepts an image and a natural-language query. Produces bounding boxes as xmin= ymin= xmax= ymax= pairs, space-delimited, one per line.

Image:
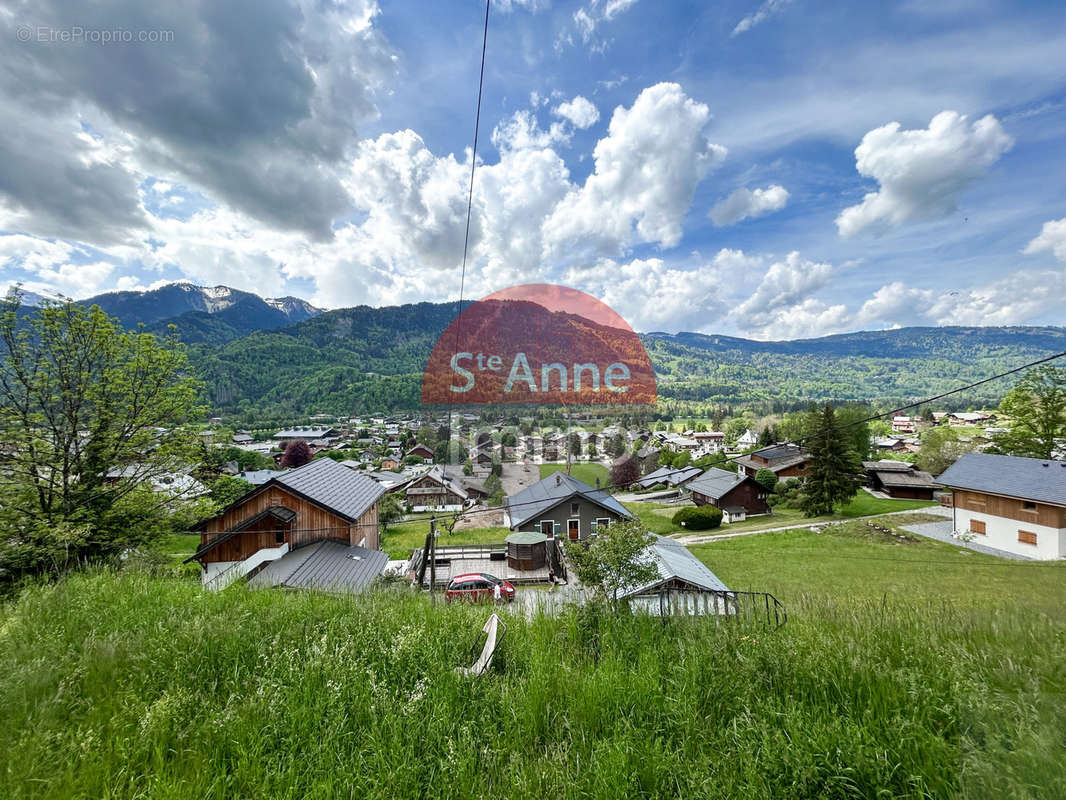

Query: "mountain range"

xmin=22 ymin=284 xmax=1066 ymax=417
xmin=21 ymin=282 xmax=322 ymax=344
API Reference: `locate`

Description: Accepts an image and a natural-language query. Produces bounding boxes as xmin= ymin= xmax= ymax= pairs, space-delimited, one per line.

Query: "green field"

xmin=539 ymin=461 xmax=610 ymax=487
xmin=2 ymin=548 xmax=1063 ymax=799
xmin=380 ymin=515 xmax=511 ymax=560
xmin=623 ymin=492 xmax=938 ymax=536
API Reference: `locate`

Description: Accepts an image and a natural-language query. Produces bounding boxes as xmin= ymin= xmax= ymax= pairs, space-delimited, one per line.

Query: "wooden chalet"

xmin=187 ymin=458 xmax=385 ymax=585
xmin=735 ymin=444 xmax=811 ymax=480
xmin=688 ymin=467 xmax=771 ymax=521
xmin=863 ymin=460 xmax=937 ymax=500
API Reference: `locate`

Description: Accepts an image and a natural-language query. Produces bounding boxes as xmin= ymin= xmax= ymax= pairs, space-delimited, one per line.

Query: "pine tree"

xmin=800 ymin=403 xmax=863 ymax=517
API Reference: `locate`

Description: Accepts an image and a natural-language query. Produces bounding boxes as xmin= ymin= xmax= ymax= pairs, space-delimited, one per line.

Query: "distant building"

xmin=635 ymin=465 xmax=702 ymax=491
xmin=863 ymin=460 xmax=937 ymax=500
xmin=688 ymin=468 xmax=771 ymax=521
xmin=737 ymin=429 xmax=758 ymax=448
xmin=735 ymin=444 xmax=811 ymax=480
xmin=273 ymin=427 xmax=337 ymax=442
xmin=936 ymin=453 xmax=1066 ymax=560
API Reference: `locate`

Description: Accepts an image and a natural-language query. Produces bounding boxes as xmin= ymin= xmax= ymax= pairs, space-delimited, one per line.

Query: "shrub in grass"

xmin=671 ymin=505 xmax=723 ymax=530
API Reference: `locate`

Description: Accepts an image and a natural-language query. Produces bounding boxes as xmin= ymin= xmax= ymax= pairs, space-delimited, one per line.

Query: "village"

xmin=170 ymin=404 xmax=1065 ymax=609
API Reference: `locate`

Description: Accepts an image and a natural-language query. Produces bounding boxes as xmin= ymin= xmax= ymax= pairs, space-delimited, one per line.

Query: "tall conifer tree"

xmin=800 ymin=402 xmax=863 ymax=517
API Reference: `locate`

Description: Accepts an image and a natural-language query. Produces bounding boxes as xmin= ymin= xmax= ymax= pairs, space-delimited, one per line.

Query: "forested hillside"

xmin=181 ymin=299 xmax=1065 ymax=416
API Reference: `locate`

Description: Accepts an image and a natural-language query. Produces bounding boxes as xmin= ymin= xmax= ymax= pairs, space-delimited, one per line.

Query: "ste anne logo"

xmin=421 ymin=284 xmax=656 ymax=406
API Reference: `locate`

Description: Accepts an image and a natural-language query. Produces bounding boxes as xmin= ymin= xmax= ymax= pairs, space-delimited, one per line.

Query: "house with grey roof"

xmin=187 ymin=458 xmax=387 ymax=588
xmin=621 ymin=535 xmax=732 ymax=615
xmin=635 ymin=465 xmax=702 ymax=491
xmin=735 ymin=443 xmax=811 ymax=480
xmin=504 ymin=471 xmax=633 ymax=541
xmin=688 ymin=467 xmax=770 ymax=522
xmin=864 ymin=460 xmax=937 ymax=500
xmin=936 ymin=453 xmax=1066 ymax=560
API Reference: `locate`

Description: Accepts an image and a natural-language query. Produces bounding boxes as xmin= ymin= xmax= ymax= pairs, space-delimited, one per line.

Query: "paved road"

xmin=676 ymin=506 xmax=951 ymax=545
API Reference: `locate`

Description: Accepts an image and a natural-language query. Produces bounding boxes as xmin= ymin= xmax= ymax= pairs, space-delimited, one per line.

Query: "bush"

xmin=754 ymin=468 xmax=778 ymax=491
xmin=671 ymin=505 xmax=723 ymax=531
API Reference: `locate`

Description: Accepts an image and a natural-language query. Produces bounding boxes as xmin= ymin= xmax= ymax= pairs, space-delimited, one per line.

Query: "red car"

xmin=445 ymin=573 xmax=515 ymax=603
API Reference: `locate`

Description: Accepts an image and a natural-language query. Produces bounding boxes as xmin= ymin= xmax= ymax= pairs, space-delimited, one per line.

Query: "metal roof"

xmin=863 ymin=460 xmax=914 ymax=472
xmin=620 ymin=535 xmax=729 ymax=598
xmin=248 ymin=540 xmax=388 ymax=593
xmin=272 ymin=458 xmax=386 ymax=521
xmin=636 ymin=465 xmax=702 ymax=489
xmin=506 ymin=472 xmax=633 ymax=529
xmin=936 ymin=453 xmax=1066 ymax=506
xmin=274 ymin=427 xmax=334 ymax=439
xmin=687 ymin=467 xmax=746 ymax=500
xmin=876 ymin=469 xmax=937 ymax=489
xmin=237 ymin=469 xmax=285 ymax=485
xmin=505 ymin=531 xmax=548 ymax=545
xmin=750 ymin=444 xmax=809 ymax=462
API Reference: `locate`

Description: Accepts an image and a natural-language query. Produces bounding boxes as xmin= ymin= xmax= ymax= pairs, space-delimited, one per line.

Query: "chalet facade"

xmin=405 ymin=443 xmax=435 ymax=461
xmin=404 ymin=465 xmax=487 ymax=511
xmin=187 ymin=458 xmax=385 ymax=585
xmin=735 ymin=444 xmax=811 ymax=480
xmin=936 ymin=453 xmax=1066 ymax=560
xmin=864 ymin=460 xmax=937 ymax=500
xmin=688 ymin=467 xmax=771 ymax=521
xmin=505 ymin=472 xmax=633 ymax=541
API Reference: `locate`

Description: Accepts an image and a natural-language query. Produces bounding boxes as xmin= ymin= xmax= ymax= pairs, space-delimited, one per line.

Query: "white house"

xmin=937 ymin=453 xmax=1066 ymax=560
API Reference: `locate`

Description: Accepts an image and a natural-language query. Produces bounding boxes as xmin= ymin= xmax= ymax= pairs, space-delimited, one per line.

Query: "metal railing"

xmin=637 ymin=588 xmax=787 ymax=628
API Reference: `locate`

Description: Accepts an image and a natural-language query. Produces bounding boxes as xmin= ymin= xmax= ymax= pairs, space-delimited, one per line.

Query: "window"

xmin=540 ymin=520 xmax=555 ymax=536
xmin=1018 ymin=530 xmax=1038 ymax=546
xmin=274 ymin=531 xmax=285 ymax=545
xmin=1021 ymin=501 xmax=1037 ymax=512
xmin=970 ymin=520 xmax=986 ymax=535
xmin=594 ymin=518 xmax=611 ymax=531
xmin=570 ymin=501 xmax=580 ymax=514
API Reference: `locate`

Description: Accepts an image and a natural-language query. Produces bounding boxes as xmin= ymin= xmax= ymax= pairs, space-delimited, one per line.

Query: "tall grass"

xmin=2 ymin=570 xmax=1063 ymax=798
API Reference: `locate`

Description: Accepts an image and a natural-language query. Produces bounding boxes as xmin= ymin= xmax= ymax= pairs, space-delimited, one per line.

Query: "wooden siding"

xmin=953 ymin=489 xmax=1066 ymax=528
xmin=692 ymin=479 xmax=770 ymax=515
xmin=199 ymin=485 xmax=378 ymax=563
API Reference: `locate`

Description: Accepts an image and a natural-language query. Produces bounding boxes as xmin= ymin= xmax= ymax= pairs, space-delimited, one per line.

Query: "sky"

xmin=1 ymin=0 xmax=1065 ymax=340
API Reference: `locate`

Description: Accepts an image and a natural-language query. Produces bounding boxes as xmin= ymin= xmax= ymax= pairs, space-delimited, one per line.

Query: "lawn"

xmin=623 ymin=492 xmax=937 ymax=536
xmin=380 ymin=515 xmax=511 ymax=560
xmin=539 ymin=461 xmax=609 ymax=487
xmin=692 ymin=513 xmax=1066 ymax=620
xmin=2 ymin=568 xmax=1064 ymax=799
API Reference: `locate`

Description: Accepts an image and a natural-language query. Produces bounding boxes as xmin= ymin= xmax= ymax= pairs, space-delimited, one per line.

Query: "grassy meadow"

xmin=539 ymin=461 xmax=610 ymax=487
xmin=2 ymin=561 xmax=1064 ymax=799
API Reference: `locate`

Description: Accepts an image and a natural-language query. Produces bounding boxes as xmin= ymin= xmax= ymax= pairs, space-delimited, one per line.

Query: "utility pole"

xmin=429 ymin=516 xmax=437 ymax=594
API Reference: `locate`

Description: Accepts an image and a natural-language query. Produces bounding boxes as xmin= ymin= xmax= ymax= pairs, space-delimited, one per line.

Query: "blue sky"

xmin=1 ymin=0 xmax=1065 ymax=338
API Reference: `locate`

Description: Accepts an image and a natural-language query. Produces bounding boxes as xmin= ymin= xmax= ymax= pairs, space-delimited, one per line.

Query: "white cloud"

xmin=732 ymin=0 xmax=792 ymax=37
xmin=709 ymin=184 xmax=789 ymax=226
xmin=836 ymin=111 xmax=1013 ymax=237
xmin=543 ymin=83 xmax=726 ymax=256
xmin=730 ymin=251 xmax=835 ymax=327
xmin=1023 ymin=217 xmax=1066 ymax=263
xmin=552 ymin=96 xmax=600 ymax=130
xmin=491 ymin=110 xmax=570 ymax=152
xmin=558 ymin=0 xmax=640 ymax=52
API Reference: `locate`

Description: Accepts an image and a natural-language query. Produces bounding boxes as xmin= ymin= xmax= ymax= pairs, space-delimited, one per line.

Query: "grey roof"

xmin=506 ymin=472 xmax=633 ymax=529
xmin=751 ymin=444 xmax=809 ymax=462
xmin=248 ymin=540 xmax=388 ymax=593
xmin=936 ymin=453 xmax=1066 ymax=506
xmin=636 ymin=465 xmax=702 ymax=489
xmin=687 ymin=467 xmax=746 ymax=500
xmin=876 ymin=469 xmax=937 ymax=489
xmin=863 ymin=460 xmax=915 ymax=472
xmin=272 ymin=458 xmax=386 ymax=520
xmin=274 ymin=428 xmax=332 ymax=439
xmin=620 ymin=535 xmax=729 ymax=598
xmin=237 ymin=469 xmax=285 ymax=485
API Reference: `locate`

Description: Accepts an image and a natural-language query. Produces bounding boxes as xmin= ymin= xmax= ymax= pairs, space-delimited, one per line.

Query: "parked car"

xmin=445 ymin=573 xmax=515 ymax=603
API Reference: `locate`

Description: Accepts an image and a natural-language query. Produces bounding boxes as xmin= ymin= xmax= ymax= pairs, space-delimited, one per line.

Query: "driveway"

xmin=899 ymin=520 xmax=1033 ymax=560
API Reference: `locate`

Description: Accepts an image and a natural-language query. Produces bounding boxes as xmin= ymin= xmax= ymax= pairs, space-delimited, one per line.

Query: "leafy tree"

xmin=754 ymin=468 xmax=778 ymax=491
xmin=611 ymin=454 xmax=640 ymax=488
xmin=501 ymin=431 xmax=517 ymax=448
xmin=0 ymin=293 xmax=205 ymax=582
xmin=608 ymin=433 xmax=626 ymax=457
xmin=799 ymin=403 xmax=863 ymax=517
xmin=565 ymin=520 xmax=658 ymax=609
xmin=483 ymin=473 xmax=504 ymax=507
xmin=280 ymin=439 xmax=313 ymax=468
xmin=674 ymin=450 xmax=692 ymax=468
xmin=586 ymin=442 xmax=597 ymax=458
xmin=434 ymin=440 xmax=467 ymax=464
xmin=919 ymin=406 xmax=935 ymax=423
xmin=991 ymin=366 xmax=1066 ymax=459
xmin=208 ymin=476 xmax=254 ymax=507
xmin=632 ymin=437 xmax=645 ymax=453
xmin=917 ymin=426 xmax=975 ymax=475
xmin=377 ymin=492 xmax=404 ymax=538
